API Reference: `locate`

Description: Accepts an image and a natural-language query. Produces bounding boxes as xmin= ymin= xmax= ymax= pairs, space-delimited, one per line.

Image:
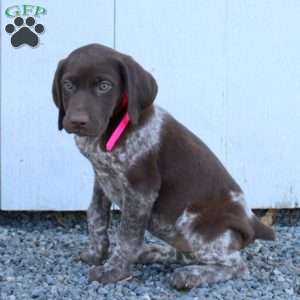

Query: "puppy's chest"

xmin=75 ymin=138 xmax=132 ymax=206
xmin=74 ymin=106 xmax=165 ymax=206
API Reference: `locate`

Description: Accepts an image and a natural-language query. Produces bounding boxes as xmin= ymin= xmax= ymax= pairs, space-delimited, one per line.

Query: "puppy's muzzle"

xmin=65 ymin=112 xmax=91 ymax=135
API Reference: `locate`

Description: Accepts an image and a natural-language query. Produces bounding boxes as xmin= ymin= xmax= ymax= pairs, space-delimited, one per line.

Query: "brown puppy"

xmin=52 ymin=44 xmax=275 ymax=289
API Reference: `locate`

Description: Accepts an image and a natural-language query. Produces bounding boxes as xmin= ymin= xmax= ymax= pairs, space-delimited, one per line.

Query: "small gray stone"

xmin=31 ymin=287 xmax=43 ymax=298
xmin=6 ymin=276 xmax=15 ymax=282
xmin=285 ymin=288 xmax=294 ymax=295
xmin=140 ymin=294 xmax=151 ymax=300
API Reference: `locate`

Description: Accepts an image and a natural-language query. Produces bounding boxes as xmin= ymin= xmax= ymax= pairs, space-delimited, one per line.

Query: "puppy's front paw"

xmin=89 ymin=265 xmax=131 ymax=283
xmin=80 ymin=247 xmax=108 ymax=266
xmin=168 ymin=268 xmax=199 ymax=290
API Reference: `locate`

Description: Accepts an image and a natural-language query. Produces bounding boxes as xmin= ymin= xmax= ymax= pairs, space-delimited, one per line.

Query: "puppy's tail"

xmin=227 ymin=213 xmax=275 ymax=248
xmin=251 ymin=215 xmax=276 ymax=241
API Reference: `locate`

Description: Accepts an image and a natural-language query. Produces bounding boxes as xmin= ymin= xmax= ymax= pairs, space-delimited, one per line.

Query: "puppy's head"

xmin=52 ymin=44 xmax=158 ymax=137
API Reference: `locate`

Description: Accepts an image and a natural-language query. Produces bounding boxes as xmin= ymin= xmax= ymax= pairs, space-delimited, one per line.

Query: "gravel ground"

xmin=0 ymin=210 xmax=299 ymax=300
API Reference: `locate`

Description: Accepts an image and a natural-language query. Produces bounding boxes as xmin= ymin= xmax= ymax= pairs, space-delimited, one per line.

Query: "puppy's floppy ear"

xmin=52 ymin=59 xmax=66 ymax=130
xmin=119 ymin=55 xmax=158 ymax=124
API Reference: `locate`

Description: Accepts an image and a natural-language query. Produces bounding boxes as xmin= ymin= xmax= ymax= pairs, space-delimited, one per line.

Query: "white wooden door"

xmin=1 ymin=1 xmax=299 ymax=210
xmin=1 ymin=0 xmax=114 ymax=209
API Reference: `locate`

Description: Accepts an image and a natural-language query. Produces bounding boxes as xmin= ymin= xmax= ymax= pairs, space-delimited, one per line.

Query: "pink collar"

xmin=105 ymin=94 xmax=130 ymax=152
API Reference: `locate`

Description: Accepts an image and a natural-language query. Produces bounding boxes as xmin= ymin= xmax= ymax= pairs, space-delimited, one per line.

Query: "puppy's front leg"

xmin=80 ymin=178 xmax=111 ymax=266
xmin=89 ymin=195 xmax=155 ymax=283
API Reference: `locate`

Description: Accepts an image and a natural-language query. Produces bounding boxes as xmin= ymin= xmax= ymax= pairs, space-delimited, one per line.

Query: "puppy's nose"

xmin=69 ymin=113 xmax=89 ymax=127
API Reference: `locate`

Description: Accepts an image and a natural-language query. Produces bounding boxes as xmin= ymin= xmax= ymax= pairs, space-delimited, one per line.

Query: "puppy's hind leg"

xmin=169 ymin=253 xmax=248 ymax=289
xmin=137 ymin=244 xmax=179 ymax=265
xmin=169 ymin=230 xmax=249 ymax=289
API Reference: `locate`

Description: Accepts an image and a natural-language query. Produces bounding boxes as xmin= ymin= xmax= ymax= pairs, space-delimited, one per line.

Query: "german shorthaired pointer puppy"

xmin=52 ymin=44 xmax=275 ymax=289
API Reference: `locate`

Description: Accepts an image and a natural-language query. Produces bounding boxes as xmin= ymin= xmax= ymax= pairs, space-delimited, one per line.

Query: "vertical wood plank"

xmin=1 ymin=0 xmax=114 ymax=210
xmin=225 ymin=1 xmax=300 ymax=208
xmin=116 ymin=0 xmax=227 ymax=165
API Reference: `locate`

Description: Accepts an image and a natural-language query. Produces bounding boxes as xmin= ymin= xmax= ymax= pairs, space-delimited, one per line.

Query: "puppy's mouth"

xmin=73 ymin=129 xmax=90 ymax=137
xmin=64 ymin=125 xmax=98 ymax=137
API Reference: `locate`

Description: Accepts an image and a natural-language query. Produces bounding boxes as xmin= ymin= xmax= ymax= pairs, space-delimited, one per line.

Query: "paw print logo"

xmin=5 ymin=17 xmax=45 ymax=48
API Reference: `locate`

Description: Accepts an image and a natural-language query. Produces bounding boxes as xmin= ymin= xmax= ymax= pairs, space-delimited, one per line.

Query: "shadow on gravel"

xmin=0 ymin=209 xmax=299 ymax=228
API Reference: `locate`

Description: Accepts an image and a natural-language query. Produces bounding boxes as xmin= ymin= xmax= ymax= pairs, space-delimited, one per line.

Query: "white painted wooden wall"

xmin=1 ymin=0 xmax=299 ymax=210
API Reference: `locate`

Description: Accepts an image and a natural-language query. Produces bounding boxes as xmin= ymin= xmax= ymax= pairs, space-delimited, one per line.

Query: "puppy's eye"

xmin=63 ymin=80 xmax=75 ymax=93
xmin=96 ymin=80 xmax=112 ymax=93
